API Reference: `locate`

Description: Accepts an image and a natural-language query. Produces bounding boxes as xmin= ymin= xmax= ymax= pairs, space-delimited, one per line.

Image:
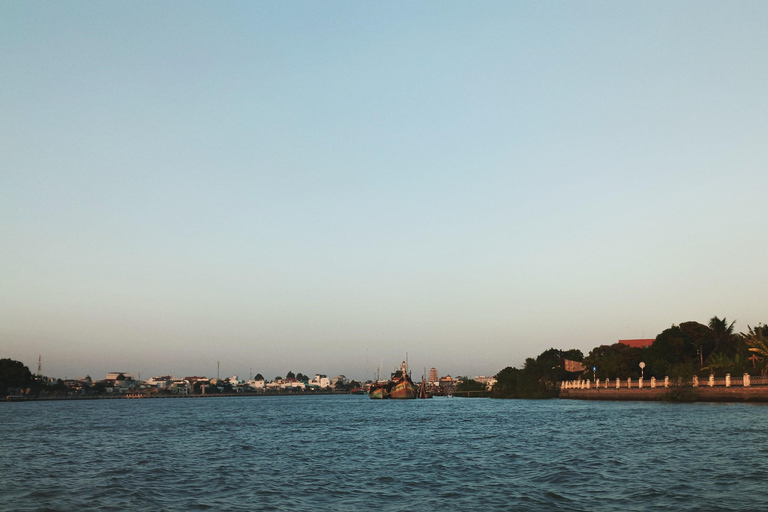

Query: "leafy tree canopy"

xmin=584 ymin=344 xmax=643 ymax=380
xmin=709 ymin=316 xmax=738 ymax=357
xmin=456 ymin=379 xmax=486 ymax=392
xmin=0 ymin=359 xmax=32 ymax=394
xmin=492 ymin=347 xmax=582 ymax=398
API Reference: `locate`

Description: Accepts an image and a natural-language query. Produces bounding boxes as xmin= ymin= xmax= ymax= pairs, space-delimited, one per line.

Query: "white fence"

xmin=560 ymin=373 xmax=759 ymax=390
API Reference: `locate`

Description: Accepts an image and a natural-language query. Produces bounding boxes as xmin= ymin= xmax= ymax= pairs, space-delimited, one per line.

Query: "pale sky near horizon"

xmin=2 ymin=1 xmax=767 ymax=382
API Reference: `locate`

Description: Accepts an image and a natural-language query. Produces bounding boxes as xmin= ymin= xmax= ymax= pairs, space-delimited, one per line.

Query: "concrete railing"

xmin=560 ymin=373 xmax=756 ymax=390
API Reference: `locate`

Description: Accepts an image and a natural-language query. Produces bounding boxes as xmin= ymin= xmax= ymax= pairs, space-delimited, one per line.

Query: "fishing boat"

xmin=368 ymin=361 xmax=415 ymax=400
xmin=368 ymin=383 xmax=390 ymax=399
xmin=389 ymin=361 xmax=417 ymax=399
xmin=390 ymin=377 xmax=416 ymax=399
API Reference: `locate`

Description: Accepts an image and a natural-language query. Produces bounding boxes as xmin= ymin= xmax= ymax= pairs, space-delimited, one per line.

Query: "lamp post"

xmin=639 ymin=361 xmax=645 ymax=380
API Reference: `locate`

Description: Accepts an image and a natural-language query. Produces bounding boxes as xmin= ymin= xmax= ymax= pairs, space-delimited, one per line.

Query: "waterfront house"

xmin=248 ymin=378 xmax=266 ymax=390
xmin=331 ymin=375 xmax=347 ymax=387
xmin=311 ymin=374 xmax=331 ymax=388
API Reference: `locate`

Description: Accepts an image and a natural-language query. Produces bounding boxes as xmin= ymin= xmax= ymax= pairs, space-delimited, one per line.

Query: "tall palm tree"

xmin=709 ymin=316 xmax=737 ymax=356
xmin=744 ymin=324 xmax=768 ymax=376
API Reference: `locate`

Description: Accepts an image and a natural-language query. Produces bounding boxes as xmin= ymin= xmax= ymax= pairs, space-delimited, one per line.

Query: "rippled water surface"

xmin=3 ymin=396 xmax=768 ymax=511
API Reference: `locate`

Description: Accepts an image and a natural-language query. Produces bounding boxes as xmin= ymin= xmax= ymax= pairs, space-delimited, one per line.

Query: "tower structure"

xmin=428 ymin=367 xmax=438 ymax=383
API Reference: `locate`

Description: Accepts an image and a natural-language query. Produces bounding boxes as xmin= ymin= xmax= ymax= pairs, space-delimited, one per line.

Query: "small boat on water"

xmin=368 ymin=384 xmax=390 ymax=399
xmin=369 ymin=361 xmax=418 ymax=400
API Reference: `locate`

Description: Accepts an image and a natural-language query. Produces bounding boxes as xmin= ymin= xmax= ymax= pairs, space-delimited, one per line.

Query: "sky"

xmin=2 ymin=1 xmax=767 ymax=382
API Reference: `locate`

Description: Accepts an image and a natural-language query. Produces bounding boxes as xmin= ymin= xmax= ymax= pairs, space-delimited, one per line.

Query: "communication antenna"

xmin=217 ymin=361 xmax=220 ymax=380
xmin=37 ymin=355 xmax=42 ymax=376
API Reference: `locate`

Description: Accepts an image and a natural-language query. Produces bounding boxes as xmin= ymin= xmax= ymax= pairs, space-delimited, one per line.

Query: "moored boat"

xmin=389 ymin=377 xmax=417 ymax=399
xmin=369 ymin=360 xmax=417 ymax=400
xmin=368 ymin=384 xmax=390 ymax=399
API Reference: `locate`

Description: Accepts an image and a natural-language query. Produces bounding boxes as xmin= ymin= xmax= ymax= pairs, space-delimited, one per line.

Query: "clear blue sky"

xmin=2 ymin=1 xmax=767 ymax=381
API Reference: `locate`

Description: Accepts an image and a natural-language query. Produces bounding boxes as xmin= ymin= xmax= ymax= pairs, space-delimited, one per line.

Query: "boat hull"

xmin=369 ymin=387 xmax=390 ymax=399
xmin=389 ymin=380 xmax=417 ymax=399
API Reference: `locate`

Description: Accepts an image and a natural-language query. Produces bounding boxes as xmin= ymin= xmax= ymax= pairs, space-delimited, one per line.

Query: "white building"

xmin=311 ymin=374 xmax=331 ymax=388
xmin=280 ymin=379 xmax=305 ymax=390
xmin=170 ymin=379 xmax=190 ymax=395
xmin=145 ymin=376 xmax=173 ymax=389
xmin=248 ymin=379 xmax=265 ymax=390
xmin=474 ymin=376 xmax=497 ymax=390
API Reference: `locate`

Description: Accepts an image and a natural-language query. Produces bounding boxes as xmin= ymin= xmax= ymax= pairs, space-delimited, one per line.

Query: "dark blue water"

xmin=2 ymin=396 xmax=768 ymax=511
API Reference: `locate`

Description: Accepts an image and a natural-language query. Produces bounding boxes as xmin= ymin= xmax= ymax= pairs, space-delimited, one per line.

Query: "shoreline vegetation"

xmin=5 ymin=316 xmax=768 ymax=404
xmin=491 ymin=316 xmax=768 ymax=402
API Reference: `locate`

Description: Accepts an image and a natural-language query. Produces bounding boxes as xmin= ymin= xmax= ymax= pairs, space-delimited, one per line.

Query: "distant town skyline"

xmin=3 ymin=2 xmax=768 ymax=382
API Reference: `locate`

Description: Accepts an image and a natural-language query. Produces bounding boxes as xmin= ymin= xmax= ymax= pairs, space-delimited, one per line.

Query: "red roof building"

xmin=618 ymin=339 xmax=654 ymax=348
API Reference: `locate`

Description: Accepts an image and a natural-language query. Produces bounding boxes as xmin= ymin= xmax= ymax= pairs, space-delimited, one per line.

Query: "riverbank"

xmin=560 ymin=386 xmax=768 ymax=402
xmin=4 ymin=390 xmax=345 ymax=402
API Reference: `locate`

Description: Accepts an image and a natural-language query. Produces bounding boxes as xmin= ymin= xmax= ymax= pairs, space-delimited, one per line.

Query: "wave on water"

xmin=3 ymin=396 xmax=768 ymax=511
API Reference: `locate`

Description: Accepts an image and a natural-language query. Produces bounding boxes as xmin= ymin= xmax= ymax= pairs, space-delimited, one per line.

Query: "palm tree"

xmin=702 ymin=352 xmax=733 ymax=375
xmin=709 ymin=316 xmax=737 ymax=356
xmin=744 ymin=324 xmax=768 ymax=376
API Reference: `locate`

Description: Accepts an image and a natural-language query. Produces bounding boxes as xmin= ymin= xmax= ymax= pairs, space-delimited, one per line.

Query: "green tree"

xmin=286 ymin=371 xmax=295 ymax=380
xmin=254 ymin=373 xmax=264 ymax=381
xmin=456 ymin=379 xmax=486 ymax=392
xmin=561 ymin=349 xmax=585 ymax=362
xmin=710 ymin=316 xmax=737 ymax=357
xmin=702 ymin=352 xmax=734 ymax=376
xmin=744 ymin=324 xmax=768 ymax=375
xmin=0 ymin=359 xmax=33 ymax=395
xmin=679 ymin=321 xmax=716 ymax=365
xmin=584 ymin=344 xmax=643 ymax=379
xmin=491 ymin=347 xmax=580 ymax=398
xmin=492 ymin=365 xmax=555 ymax=399
xmin=646 ymin=323 xmax=704 ymax=377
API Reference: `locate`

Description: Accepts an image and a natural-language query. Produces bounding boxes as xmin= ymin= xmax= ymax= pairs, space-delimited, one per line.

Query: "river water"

xmin=2 ymin=395 xmax=767 ymax=511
